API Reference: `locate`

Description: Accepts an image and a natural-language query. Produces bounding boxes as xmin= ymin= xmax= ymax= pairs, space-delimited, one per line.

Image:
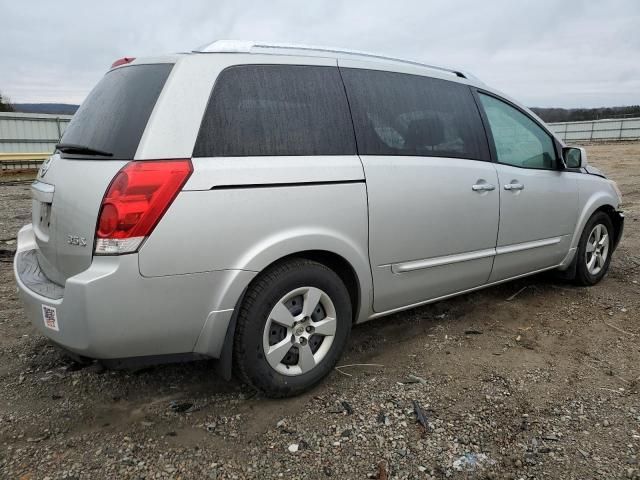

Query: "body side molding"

xmin=390 ymin=236 xmax=563 ymax=274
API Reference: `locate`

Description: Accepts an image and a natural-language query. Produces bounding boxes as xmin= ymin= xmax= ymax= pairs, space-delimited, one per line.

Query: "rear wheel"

xmin=234 ymin=259 xmax=352 ymax=398
xmin=573 ymin=212 xmax=614 ymax=286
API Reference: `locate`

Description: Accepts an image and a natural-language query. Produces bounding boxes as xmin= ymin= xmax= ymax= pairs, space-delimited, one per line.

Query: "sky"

xmin=1 ymin=0 xmax=639 ymax=108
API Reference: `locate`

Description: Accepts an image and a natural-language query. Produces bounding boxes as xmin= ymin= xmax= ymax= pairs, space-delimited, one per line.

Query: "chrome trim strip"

xmin=390 ymin=236 xmax=563 ymax=274
xmin=391 ymin=248 xmax=496 ymax=273
xmin=495 ymin=236 xmax=562 ymax=255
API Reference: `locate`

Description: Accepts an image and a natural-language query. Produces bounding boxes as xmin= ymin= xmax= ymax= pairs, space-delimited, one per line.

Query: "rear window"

xmin=59 ymin=63 xmax=173 ymax=160
xmin=193 ymin=65 xmax=356 ymax=157
xmin=340 ymin=68 xmax=489 ymax=161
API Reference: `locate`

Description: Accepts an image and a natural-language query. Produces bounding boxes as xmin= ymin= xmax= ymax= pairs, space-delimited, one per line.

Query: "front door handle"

xmin=504 ymin=183 xmax=525 ymax=191
xmin=472 ymin=183 xmax=496 ymax=192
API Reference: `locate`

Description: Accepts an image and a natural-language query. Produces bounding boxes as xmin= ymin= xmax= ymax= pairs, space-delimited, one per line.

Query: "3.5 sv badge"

xmin=67 ymin=235 xmax=87 ymax=247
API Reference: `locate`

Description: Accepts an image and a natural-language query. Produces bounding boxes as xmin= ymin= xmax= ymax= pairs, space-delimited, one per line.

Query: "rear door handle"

xmin=504 ymin=183 xmax=524 ymax=191
xmin=472 ymin=184 xmax=496 ymax=192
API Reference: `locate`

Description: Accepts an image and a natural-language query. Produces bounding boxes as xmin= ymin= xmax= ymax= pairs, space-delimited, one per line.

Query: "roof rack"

xmin=194 ymin=40 xmax=471 ymax=80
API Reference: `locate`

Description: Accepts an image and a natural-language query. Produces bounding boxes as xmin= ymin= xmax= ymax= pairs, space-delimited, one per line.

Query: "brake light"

xmin=95 ymin=159 xmax=193 ymax=255
xmin=111 ymin=57 xmax=136 ymax=68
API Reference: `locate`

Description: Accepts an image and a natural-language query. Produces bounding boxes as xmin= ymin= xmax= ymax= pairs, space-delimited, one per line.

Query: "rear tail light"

xmin=95 ymin=159 xmax=192 ymax=255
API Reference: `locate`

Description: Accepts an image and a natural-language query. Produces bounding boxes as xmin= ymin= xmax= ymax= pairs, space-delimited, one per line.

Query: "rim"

xmin=585 ymin=223 xmax=610 ymax=276
xmin=262 ymin=286 xmax=337 ymax=376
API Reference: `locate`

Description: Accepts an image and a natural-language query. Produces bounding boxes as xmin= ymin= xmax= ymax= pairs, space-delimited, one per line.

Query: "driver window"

xmin=479 ymin=93 xmax=557 ymax=169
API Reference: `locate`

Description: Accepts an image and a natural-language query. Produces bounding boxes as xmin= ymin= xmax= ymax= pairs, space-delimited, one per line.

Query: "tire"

xmin=573 ymin=211 xmax=614 ymax=286
xmin=233 ymin=258 xmax=352 ymax=398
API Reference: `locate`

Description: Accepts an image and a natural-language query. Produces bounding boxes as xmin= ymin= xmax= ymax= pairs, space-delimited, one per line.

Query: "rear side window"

xmin=340 ymin=68 xmax=489 ymax=160
xmin=193 ymin=65 xmax=356 ymax=157
xmin=59 ymin=64 xmax=173 ymax=160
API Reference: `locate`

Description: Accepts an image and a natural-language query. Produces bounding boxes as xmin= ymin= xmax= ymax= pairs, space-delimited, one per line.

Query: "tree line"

xmin=0 ymin=91 xmax=14 ymax=112
xmin=531 ymin=106 xmax=640 ymax=123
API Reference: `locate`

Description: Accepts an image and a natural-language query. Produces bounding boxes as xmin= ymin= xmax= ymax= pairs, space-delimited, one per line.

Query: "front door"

xmin=477 ymin=93 xmax=579 ymax=282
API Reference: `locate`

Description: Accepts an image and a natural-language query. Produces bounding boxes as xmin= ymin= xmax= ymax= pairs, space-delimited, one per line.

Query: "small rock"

xmin=287 ymin=443 xmax=299 ymax=453
xmin=406 ymin=374 xmax=427 ymax=384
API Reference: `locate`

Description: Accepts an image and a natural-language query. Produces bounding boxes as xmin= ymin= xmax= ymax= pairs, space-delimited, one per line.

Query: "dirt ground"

xmin=1 ymin=143 xmax=639 ymax=480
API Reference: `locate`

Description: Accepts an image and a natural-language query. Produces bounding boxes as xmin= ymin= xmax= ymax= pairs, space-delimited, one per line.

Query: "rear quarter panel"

xmin=135 ymin=54 xmax=374 ymax=322
xmin=138 ymin=156 xmax=373 ymax=321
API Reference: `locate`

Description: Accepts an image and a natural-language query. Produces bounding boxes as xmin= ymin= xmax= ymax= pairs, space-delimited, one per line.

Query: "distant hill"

xmin=531 ymin=105 xmax=640 ymax=123
xmin=12 ymin=103 xmax=79 ymax=115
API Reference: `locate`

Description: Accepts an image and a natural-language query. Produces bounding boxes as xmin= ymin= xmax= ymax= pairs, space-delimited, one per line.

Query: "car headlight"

xmin=609 ymin=180 xmax=623 ymax=206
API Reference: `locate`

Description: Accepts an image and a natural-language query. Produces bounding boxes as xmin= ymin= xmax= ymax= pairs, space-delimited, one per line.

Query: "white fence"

xmin=549 ymin=117 xmax=640 ymax=142
xmin=0 ymin=112 xmax=73 ymax=154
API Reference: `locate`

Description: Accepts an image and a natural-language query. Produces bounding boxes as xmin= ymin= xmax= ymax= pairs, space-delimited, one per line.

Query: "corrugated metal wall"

xmin=549 ymin=117 xmax=640 ymax=142
xmin=0 ymin=112 xmax=72 ymax=154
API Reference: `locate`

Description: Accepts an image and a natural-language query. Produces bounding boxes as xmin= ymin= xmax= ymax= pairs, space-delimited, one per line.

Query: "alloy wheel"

xmin=262 ymin=286 xmax=337 ymax=376
xmin=585 ymin=223 xmax=610 ymax=276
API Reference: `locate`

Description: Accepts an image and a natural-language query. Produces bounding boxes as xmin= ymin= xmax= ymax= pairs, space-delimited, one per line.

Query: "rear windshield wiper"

xmin=55 ymin=143 xmax=113 ymax=157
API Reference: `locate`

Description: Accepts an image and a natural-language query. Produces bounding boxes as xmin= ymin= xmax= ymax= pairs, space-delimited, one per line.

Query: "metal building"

xmin=0 ymin=112 xmax=72 ymax=156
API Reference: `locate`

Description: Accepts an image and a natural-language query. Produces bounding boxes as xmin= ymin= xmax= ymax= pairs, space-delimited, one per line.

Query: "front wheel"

xmin=233 ymin=259 xmax=352 ymax=398
xmin=573 ymin=211 xmax=614 ymax=286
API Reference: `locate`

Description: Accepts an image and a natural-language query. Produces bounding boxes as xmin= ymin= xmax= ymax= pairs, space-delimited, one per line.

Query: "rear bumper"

xmin=14 ymin=224 xmax=255 ymax=360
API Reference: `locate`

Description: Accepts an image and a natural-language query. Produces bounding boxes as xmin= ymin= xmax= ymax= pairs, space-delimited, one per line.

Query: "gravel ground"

xmin=1 ymin=142 xmax=639 ymax=480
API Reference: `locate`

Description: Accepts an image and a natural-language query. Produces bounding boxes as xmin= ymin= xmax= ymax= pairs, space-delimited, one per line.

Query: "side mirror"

xmin=562 ymin=146 xmax=586 ymax=169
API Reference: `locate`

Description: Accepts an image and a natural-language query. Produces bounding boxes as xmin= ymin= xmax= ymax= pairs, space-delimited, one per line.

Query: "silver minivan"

xmin=14 ymin=41 xmax=624 ymax=397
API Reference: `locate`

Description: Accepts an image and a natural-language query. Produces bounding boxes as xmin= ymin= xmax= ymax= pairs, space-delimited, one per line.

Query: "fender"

xmin=559 ymin=188 xmax=620 ymax=270
xmin=571 ymin=190 xmax=620 ymax=250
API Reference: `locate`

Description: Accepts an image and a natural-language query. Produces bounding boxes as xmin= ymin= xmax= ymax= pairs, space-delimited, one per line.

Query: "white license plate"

xmin=42 ymin=305 xmax=59 ymax=331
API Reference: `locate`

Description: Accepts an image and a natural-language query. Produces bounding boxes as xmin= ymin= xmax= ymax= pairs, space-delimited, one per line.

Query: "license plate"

xmin=42 ymin=305 xmax=59 ymax=331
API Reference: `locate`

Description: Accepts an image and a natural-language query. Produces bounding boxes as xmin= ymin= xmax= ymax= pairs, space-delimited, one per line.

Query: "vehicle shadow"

xmin=33 ymin=270 xmax=576 ymax=401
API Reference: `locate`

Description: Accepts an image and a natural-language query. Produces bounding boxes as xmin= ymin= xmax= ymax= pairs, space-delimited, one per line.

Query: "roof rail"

xmin=194 ymin=40 xmax=471 ymax=80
